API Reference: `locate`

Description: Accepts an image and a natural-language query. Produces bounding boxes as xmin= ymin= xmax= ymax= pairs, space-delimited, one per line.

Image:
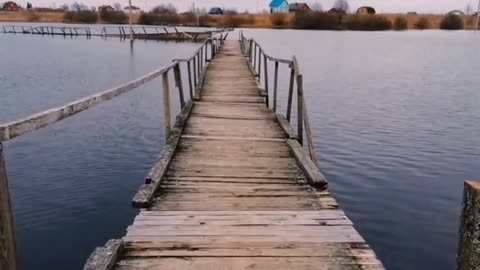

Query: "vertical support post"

xmin=173 ymin=63 xmax=185 ymax=107
xmin=273 ymin=61 xmax=279 ymax=112
xmin=193 ymin=56 xmax=198 ymax=88
xmin=187 ymin=61 xmax=194 ymax=100
xmin=476 ymin=0 xmax=480 ymax=31
xmin=128 ymin=0 xmax=133 ymax=41
xmin=457 ymin=181 xmax=480 ymax=270
xmin=0 ymin=143 xmax=18 ymax=270
xmin=253 ymin=44 xmax=257 ymax=71
xmin=205 ymin=42 xmax=208 ymax=62
xmin=248 ymin=40 xmax=253 ymax=62
xmin=297 ymin=74 xmax=304 ymax=145
xmin=286 ymin=68 xmax=295 ymax=122
xmin=162 ymin=73 xmax=171 ymax=140
xmin=258 ymin=50 xmax=262 ymax=78
xmin=302 ymin=97 xmax=319 ymax=166
xmin=264 ymin=55 xmax=269 ymax=108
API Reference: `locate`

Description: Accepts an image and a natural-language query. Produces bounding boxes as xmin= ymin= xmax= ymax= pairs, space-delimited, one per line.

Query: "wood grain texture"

xmin=82 ymin=239 xmax=122 ymax=270
xmin=89 ymin=40 xmax=384 ymax=270
xmin=0 ymin=143 xmax=17 ymax=270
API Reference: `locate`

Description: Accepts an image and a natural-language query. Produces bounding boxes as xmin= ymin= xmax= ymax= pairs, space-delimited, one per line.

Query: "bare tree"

xmin=113 ymin=3 xmax=122 ymax=12
xmin=152 ymin=3 xmax=177 ymax=14
xmin=71 ymin=2 xmax=80 ymax=11
xmin=466 ymin=2 xmax=473 ymax=15
xmin=311 ymin=2 xmax=323 ymax=12
xmin=333 ymin=0 xmax=349 ymax=13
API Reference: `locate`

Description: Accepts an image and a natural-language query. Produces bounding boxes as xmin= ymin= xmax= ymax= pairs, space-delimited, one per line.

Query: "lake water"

xmin=1 ymin=25 xmax=480 ymax=270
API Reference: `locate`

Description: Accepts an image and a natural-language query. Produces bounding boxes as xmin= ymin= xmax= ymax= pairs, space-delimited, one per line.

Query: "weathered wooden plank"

xmin=276 ymin=113 xmax=297 ymax=139
xmin=287 ymin=139 xmax=327 ymax=189
xmin=457 ymin=181 xmax=480 ymax=270
xmin=0 ymin=143 xmax=17 ymax=270
xmin=132 ymin=101 xmax=194 ymax=208
xmin=83 ymin=239 xmax=122 ymax=270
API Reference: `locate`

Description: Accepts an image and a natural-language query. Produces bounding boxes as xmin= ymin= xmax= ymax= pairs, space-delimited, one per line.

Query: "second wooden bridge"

xmin=0 ymin=33 xmax=387 ymax=269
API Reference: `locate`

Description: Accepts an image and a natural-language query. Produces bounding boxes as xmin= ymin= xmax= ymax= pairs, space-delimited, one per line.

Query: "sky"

xmin=12 ymin=0 xmax=480 ymax=14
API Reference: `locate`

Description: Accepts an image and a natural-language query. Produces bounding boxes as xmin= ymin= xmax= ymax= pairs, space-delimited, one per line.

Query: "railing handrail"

xmin=239 ymin=31 xmax=320 ymax=168
xmin=0 ymin=38 xmax=220 ymax=143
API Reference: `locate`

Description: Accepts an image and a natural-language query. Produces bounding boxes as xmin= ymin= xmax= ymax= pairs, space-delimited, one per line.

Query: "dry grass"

xmin=0 ymin=11 xmax=477 ymax=29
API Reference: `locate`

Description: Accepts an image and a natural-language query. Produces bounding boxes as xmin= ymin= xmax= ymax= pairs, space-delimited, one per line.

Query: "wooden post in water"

xmin=187 ymin=61 xmax=194 ymax=99
xmin=128 ymin=0 xmax=133 ymax=41
xmin=273 ymin=61 xmax=279 ymax=112
xmin=173 ymin=64 xmax=185 ymax=107
xmin=297 ymin=74 xmax=304 ymax=145
xmin=162 ymin=73 xmax=171 ymax=140
xmin=457 ymin=181 xmax=480 ymax=270
xmin=0 ymin=143 xmax=18 ymax=270
xmin=264 ymin=55 xmax=269 ymax=108
xmin=286 ymin=68 xmax=295 ymax=122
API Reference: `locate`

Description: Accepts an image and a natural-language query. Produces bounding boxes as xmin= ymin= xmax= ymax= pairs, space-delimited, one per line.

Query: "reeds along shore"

xmin=0 ymin=11 xmax=476 ymax=30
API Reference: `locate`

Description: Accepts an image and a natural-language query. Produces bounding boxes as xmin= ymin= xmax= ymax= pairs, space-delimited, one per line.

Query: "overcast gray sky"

xmin=15 ymin=0 xmax=478 ymax=14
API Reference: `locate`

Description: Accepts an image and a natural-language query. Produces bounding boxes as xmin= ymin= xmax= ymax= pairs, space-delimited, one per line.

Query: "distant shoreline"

xmin=0 ymin=11 xmax=477 ymax=30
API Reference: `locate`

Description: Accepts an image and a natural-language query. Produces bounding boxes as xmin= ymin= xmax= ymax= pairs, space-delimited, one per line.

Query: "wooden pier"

xmin=82 ymin=36 xmax=384 ymax=269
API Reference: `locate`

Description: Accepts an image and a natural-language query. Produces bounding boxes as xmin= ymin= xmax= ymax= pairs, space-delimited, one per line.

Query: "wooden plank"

xmin=0 ymin=143 xmax=17 ymax=270
xmin=132 ymin=101 xmax=194 ymax=208
xmin=287 ymin=139 xmax=327 ymax=189
xmin=276 ymin=113 xmax=297 ymax=139
xmin=82 ymin=239 xmax=122 ymax=270
xmin=162 ymin=72 xmax=171 ymax=140
xmin=457 ymin=181 xmax=480 ymax=270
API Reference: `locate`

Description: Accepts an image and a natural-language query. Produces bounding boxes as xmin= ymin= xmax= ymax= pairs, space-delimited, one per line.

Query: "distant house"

xmin=208 ymin=7 xmax=224 ymax=15
xmin=356 ymin=6 xmax=375 ymax=14
xmin=269 ymin=0 xmax=289 ymax=14
xmin=98 ymin=5 xmax=115 ymax=13
xmin=2 ymin=1 xmax=22 ymax=11
xmin=448 ymin=10 xmax=465 ymax=15
xmin=328 ymin=8 xmax=345 ymax=14
xmin=289 ymin=2 xmax=311 ymax=13
xmin=124 ymin=6 xmax=141 ymax=13
xmin=406 ymin=11 xmax=417 ymax=15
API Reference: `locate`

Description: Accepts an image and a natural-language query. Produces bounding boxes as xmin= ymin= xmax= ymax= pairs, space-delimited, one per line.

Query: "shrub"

xmin=346 ymin=15 xmax=392 ymax=31
xmin=138 ymin=12 xmax=180 ymax=25
xmin=293 ymin=12 xmax=339 ymax=30
xmin=270 ymin=13 xmax=287 ymax=27
xmin=27 ymin=12 xmax=40 ymax=22
xmin=414 ymin=17 xmax=430 ymax=29
xmin=440 ymin=14 xmax=464 ymax=30
xmin=222 ymin=15 xmax=243 ymax=27
xmin=63 ymin=11 xmax=98 ymax=23
xmin=100 ymin=11 xmax=128 ymax=24
xmin=393 ymin=17 xmax=408 ymax=30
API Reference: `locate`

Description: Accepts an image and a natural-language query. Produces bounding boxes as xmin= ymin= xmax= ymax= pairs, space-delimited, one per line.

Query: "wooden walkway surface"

xmin=85 ymin=40 xmax=384 ymax=270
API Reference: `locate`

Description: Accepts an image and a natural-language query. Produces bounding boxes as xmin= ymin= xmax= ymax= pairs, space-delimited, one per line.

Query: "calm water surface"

xmin=1 ymin=26 xmax=480 ymax=270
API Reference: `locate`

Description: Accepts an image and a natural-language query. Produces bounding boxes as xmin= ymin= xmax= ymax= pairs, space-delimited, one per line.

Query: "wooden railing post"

xmin=204 ymin=42 xmax=208 ymax=62
xmin=248 ymin=40 xmax=253 ymax=62
xmin=273 ymin=61 xmax=279 ymax=112
xmin=193 ymin=56 xmax=198 ymax=87
xmin=286 ymin=68 xmax=295 ymax=122
xmin=302 ymin=96 xmax=319 ymax=166
xmin=297 ymin=74 xmax=304 ymax=145
xmin=173 ymin=63 xmax=185 ymax=107
xmin=457 ymin=181 xmax=480 ymax=270
xmin=258 ymin=50 xmax=262 ymax=78
xmin=187 ymin=61 xmax=194 ymax=100
xmin=264 ymin=55 xmax=269 ymax=108
xmin=0 ymin=142 xmax=18 ymax=270
xmin=162 ymin=73 xmax=171 ymax=140
xmin=253 ymin=43 xmax=257 ymax=71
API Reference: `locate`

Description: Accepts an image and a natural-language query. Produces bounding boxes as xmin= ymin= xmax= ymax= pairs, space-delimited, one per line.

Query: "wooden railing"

xmin=239 ymin=31 xmax=320 ymax=167
xmin=0 ymin=37 xmax=223 ymax=270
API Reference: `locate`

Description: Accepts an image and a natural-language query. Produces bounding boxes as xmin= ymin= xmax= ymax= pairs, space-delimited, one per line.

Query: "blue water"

xmin=1 ymin=26 xmax=480 ymax=270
